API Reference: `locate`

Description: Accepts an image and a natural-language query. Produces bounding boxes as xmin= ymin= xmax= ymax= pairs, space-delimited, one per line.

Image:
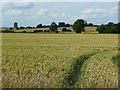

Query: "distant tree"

xmin=26 ymin=26 xmax=34 ymax=29
xmin=118 ymin=23 xmax=120 ymax=33
xmin=49 ymin=22 xmax=58 ymax=33
xmin=65 ymin=23 xmax=70 ymax=27
xmin=97 ymin=25 xmax=106 ymax=33
xmin=72 ymin=19 xmax=86 ymax=33
xmin=106 ymin=22 xmax=115 ymax=33
xmin=84 ymin=21 xmax=88 ymax=26
xmin=16 ymin=27 xmax=19 ymax=30
xmin=59 ymin=22 xmax=65 ymax=27
xmin=88 ymin=23 xmax=93 ymax=26
xmin=10 ymin=28 xmax=13 ymax=30
xmin=20 ymin=26 xmax=25 ymax=29
xmin=108 ymin=22 xmax=114 ymax=25
xmin=36 ymin=24 xmax=42 ymax=28
xmin=97 ymin=22 xmax=119 ymax=34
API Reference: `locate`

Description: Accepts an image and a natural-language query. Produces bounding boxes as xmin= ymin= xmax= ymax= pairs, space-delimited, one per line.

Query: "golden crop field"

xmin=2 ymin=26 xmax=97 ymax=32
xmin=2 ymin=33 xmax=119 ymax=88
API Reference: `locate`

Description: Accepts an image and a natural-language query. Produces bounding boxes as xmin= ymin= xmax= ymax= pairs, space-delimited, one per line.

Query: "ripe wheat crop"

xmin=2 ymin=33 xmax=118 ymax=88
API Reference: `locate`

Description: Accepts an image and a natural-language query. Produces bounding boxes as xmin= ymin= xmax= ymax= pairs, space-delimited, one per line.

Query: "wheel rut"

xmin=62 ymin=49 xmax=118 ymax=88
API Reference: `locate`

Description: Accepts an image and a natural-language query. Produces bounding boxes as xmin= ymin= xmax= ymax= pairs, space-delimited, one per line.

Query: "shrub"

xmin=55 ymin=30 xmax=58 ymax=33
xmin=67 ymin=29 xmax=72 ymax=32
xmin=37 ymin=30 xmax=43 ymax=32
xmin=62 ymin=28 xmax=67 ymax=31
xmin=62 ymin=28 xmax=72 ymax=32
xmin=22 ymin=31 xmax=27 ymax=33
xmin=33 ymin=30 xmax=37 ymax=33
xmin=10 ymin=28 xmax=13 ymax=30
xmin=2 ymin=31 xmax=14 ymax=33
xmin=44 ymin=30 xmax=50 ymax=32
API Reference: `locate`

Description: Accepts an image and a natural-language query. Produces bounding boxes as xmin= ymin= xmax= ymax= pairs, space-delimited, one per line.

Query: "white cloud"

xmin=11 ymin=2 xmax=34 ymax=9
xmin=82 ymin=8 xmax=107 ymax=14
xmin=49 ymin=12 xmax=79 ymax=23
xmin=79 ymin=14 xmax=95 ymax=19
xmin=109 ymin=6 xmax=118 ymax=14
xmin=50 ymin=12 xmax=66 ymax=17
xmin=80 ymin=6 xmax=117 ymax=19
xmin=31 ymin=8 xmax=47 ymax=19
xmin=82 ymin=9 xmax=94 ymax=14
xmin=94 ymin=9 xmax=107 ymax=13
xmin=2 ymin=2 xmax=34 ymax=10
xmin=13 ymin=2 xmax=32 ymax=7
xmin=37 ymin=8 xmax=47 ymax=16
xmin=6 ymin=9 xmax=23 ymax=15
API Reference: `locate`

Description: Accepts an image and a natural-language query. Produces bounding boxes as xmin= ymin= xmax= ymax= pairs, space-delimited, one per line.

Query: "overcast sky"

xmin=1 ymin=2 xmax=118 ymax=27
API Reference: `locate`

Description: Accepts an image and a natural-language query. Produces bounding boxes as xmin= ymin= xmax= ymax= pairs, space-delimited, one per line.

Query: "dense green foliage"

xmin=97 ymin=22 xmax=119 ymax=33
xmin=72 ymin=19 xmax=86 ymax=33
xmin=49 ymin=22 xmax=58 ymax=33
xmin=36 ymin=24 xmax=42 ymax=28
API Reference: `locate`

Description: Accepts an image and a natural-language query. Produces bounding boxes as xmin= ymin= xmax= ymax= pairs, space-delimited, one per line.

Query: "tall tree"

xmin=72 ymin=19 xmax=86 ymax=33
xmin=49 ymin=22 xmax=58 ymax=33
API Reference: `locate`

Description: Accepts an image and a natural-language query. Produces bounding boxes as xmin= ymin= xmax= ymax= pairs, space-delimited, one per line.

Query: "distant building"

xmin=14 ymin=22 xmax=18 ymax=29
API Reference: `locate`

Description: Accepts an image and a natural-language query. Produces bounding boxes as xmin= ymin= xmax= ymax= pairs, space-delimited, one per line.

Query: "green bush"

xmin=97 ymin=22 xmax=119 ymax=34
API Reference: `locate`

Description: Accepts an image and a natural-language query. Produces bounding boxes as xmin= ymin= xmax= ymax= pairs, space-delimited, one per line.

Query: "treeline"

xmin=17 ymin=22 xmax=95 ymax=29
xmin=97 ymin=22 xmax=120 ymax=34
xmin=36 ymin=22 xmax=96 ymax=28
xmin=3 ymin=19 xmax=119 ymax=34
xmin=36 ymin=23 xmax=72 ymax=28
xmin=5 ymin=26 xmax=36 ymax=30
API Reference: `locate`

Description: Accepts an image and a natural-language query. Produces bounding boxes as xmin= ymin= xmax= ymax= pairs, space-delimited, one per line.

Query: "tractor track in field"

xmin=62 ymin=51 xmax=100 ymax=88
xmin=62 ymin=49 xmax=117 ymax=88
